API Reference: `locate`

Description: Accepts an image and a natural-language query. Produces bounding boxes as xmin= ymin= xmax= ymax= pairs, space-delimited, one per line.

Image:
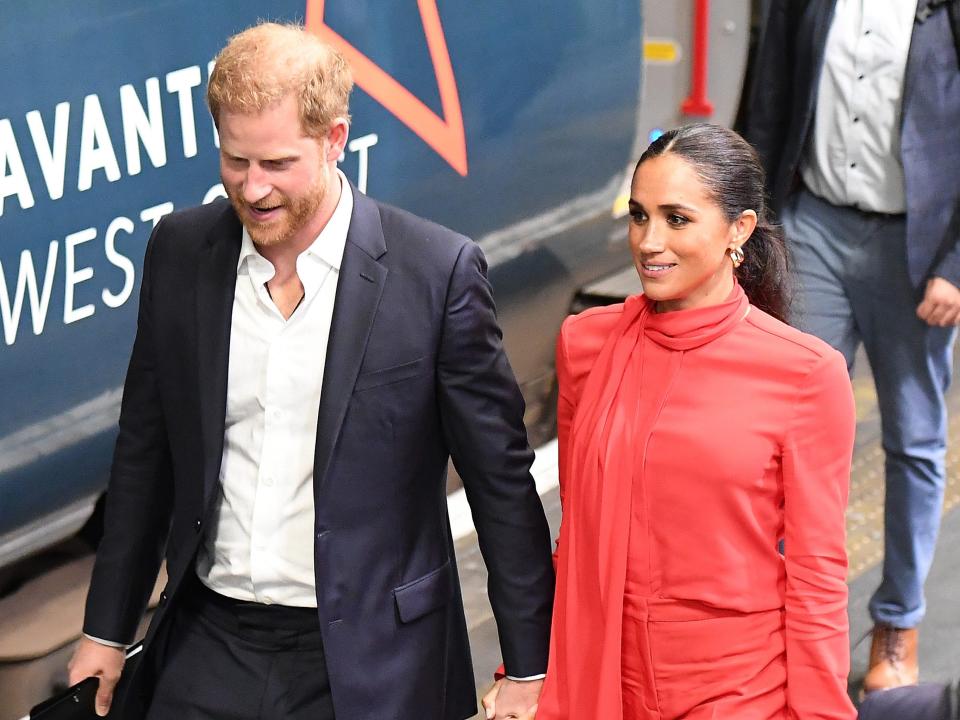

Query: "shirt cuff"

xmin=83 ymin=633 xmax=130 ymax=649
xmin=505 ymin=673 xmax=546 ymax=681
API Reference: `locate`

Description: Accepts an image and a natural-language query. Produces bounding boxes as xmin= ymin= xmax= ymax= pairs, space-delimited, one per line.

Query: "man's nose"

xmin=242 ymin=165 xmax=272 ymax=203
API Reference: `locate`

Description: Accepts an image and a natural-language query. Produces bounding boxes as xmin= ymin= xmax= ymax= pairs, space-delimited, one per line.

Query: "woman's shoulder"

xmin=556 ymin=301 xmax=630 ymax=392
xmin=560 ymin=302 xmax=627 ymax=356
xmin=741 ymin=305 xmax=847 ymax=376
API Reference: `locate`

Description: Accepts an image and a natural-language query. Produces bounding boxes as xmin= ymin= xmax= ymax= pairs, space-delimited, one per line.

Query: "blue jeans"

xmin=781 ymin=188 xmax=956 ymax=629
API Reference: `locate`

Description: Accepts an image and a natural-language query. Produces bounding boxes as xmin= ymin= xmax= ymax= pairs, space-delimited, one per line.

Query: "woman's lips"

xmin=639 ymin=263 xmax=677 ymax=279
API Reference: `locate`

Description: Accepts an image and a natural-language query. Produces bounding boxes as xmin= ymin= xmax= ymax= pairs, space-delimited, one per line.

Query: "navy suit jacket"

xmin=743 ymin=0 xmax=960 ymax=290
xmin=82 ymin=184 xmax=555 ymax=719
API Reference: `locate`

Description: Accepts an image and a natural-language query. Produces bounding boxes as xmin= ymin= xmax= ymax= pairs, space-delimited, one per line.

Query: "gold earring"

xmin=730 ymin=247 xmax=745 ymax=268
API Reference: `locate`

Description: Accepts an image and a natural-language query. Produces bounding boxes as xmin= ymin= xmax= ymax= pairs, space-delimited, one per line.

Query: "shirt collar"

xmin=237 ymin=168 xmax=354 ymax=274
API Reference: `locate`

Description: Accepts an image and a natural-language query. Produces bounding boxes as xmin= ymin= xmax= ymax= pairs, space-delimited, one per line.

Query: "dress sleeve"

xmin=781 ymin=350 xmax=857 ymax=719
xmin=553 ymin=318 xmax=577 ymax=568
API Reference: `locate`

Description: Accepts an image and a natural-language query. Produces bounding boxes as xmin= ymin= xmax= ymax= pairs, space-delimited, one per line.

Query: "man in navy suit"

xmin=744 ymin=0 xmax=960 ymax=694
xmin=66 ymin=22 xmax=553 ymax=719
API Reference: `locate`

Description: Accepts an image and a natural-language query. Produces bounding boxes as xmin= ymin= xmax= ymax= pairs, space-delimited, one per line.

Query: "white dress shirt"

xmin=802 ymin=0 xmax=918 ymax=213
xmin=195 ymin=171 xmax=353 ymax=607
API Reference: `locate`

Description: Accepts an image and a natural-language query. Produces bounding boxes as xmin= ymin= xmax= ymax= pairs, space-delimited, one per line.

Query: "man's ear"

xmin=325 ymin=119 xmax=350 ymax=163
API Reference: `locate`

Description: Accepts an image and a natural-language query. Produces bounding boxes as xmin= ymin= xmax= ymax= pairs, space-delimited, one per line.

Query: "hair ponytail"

xmin=735 ymin=218 xmax=790 ymax=323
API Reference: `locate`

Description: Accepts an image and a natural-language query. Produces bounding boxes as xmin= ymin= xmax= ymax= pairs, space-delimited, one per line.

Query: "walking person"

xmin=744 ymin=0 xmax=960 ymax=692
xmin=67 ymin=22 xmax=553 ymax=720
xmin=521 ymin=124 xmax=856 ymax=719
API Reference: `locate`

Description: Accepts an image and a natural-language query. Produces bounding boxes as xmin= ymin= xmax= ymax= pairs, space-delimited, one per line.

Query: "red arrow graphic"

xmin=306 ymin=0 xmax=468 ymax=176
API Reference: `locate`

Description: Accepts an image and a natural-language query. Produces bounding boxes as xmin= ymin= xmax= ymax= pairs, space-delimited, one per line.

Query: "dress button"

xmin=194 ymin=518 xmax=202 ymax=532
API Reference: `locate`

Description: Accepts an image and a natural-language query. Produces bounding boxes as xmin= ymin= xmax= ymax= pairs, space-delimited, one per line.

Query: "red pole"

xmin=681 ymin=0 xmax=715 ymax=117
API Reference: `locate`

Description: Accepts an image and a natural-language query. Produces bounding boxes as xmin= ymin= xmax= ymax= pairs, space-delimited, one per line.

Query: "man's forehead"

xmin=218 ymin=105 xmax=316 ymax=139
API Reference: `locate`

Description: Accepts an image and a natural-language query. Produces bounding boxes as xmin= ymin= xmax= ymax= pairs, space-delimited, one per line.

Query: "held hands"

xmin=482 ymin=677 xmax=542 ymax=719
xmin=917 ymin=277 xmax=960 ymax=327
xmin=67 ymin=636 xmax=126 ymax=717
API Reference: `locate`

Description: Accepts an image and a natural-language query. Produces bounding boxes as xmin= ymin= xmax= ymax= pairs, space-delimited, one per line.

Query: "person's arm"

xmin=68 ymin=638 xmax=127 ymax=717
xmin=69 ymin=222 xmax=175 ymax=712
xmin=741 ymin=0 xmax=797 ymax=203
xmin=781 ymin=349 xmax=857 ymax=718
xmin=488 ymin=319 xmax=575 ymax=691
xmin=436 ymin=240 xmax=555 ymax=679
xmin=916 ymin=275 xmax=960 ymax=327
xmin=919 ymin=223 xmax=960 ymax=327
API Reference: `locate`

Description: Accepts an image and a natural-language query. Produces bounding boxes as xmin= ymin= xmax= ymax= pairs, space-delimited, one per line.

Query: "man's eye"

xmin=265 ymin=160 xmax=291 ymax=170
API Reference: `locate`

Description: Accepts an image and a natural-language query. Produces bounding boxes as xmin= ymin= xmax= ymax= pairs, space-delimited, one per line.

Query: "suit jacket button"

xmin=194 ymin=518 xmax=202 ymax=532
xmin=159 ymin=591 xmax=168 ymax=605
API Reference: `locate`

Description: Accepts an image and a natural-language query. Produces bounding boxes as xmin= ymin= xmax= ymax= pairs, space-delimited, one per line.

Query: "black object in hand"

xmin=28 ymin=677 xmax=99 ymax=719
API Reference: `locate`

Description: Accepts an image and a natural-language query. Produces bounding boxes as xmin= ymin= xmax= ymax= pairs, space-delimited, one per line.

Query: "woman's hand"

xmin=481 ymin=677 xmax=541 ymax=719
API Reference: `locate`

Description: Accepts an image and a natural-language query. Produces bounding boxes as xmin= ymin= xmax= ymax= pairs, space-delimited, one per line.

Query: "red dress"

xmin=537 ymin=285 xmax=856 ymax=719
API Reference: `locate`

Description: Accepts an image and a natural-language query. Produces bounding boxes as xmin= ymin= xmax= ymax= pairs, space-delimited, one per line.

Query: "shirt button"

xmin=262 ymin=596 xmax=273 ymax=605
xmin=272 ymin=409 xmax=282 ymax=419
xmin=263 ymin=476 xmax=274 ymax=487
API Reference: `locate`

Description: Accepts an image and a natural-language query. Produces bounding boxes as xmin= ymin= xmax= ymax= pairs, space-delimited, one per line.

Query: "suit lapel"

xmin=313 ymin=184 xmax=387 ymax=497
xmin=810 ymin=0 xmax=839 ymax=64
xmin=902 ymin=7 xmax=930 ymax=132
xmin=796 ymin=0 xmax=840 ymax=150
xmin=196 ymin=206 xmax=243 ymax=508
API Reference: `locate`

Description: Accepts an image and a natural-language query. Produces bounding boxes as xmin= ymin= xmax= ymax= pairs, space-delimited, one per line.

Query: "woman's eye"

xmin=629 ymin=211 xmax=647 ymax=224
xmin=667 ymin=214 xmax=688 ymax=226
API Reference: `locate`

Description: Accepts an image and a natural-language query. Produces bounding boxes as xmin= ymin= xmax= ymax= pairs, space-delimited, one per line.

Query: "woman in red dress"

xmin=537 ymin=125 xmax=856 ymax=719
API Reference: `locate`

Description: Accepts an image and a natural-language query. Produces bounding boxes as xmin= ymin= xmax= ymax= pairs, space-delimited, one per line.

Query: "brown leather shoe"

xmin=862 ymin=625 xmax=919 ymax=694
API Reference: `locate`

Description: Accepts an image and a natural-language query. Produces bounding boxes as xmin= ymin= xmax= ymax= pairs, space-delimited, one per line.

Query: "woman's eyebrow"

xmin=657 ymin=202 xmax=698 ymax=213
xmin=629 ymin=199 xmax=699 ymax=214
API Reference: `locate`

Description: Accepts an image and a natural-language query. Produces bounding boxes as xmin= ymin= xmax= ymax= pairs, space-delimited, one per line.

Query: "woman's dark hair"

xmin=636 ymin=123 xmax=791 ymax=323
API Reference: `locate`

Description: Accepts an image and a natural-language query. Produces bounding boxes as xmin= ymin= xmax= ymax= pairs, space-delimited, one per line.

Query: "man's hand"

xmin=67 ymin=637 xmax=126 ymax=717
xmin=917 ymin=277 xmax=960 ymax=327
xmin=481 ymin=677 xmax=542 ymax=719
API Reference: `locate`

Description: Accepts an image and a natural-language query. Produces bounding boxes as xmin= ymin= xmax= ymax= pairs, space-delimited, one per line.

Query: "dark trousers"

xmin=145 ymin=576 xmax=335 ymax=720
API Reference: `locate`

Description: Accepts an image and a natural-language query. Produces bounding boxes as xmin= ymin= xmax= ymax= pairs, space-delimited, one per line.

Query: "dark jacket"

xmin=82 ymin=184 xmax=555 ymax=720
xmin=743 ymin=0 xmax=960 ymax=289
